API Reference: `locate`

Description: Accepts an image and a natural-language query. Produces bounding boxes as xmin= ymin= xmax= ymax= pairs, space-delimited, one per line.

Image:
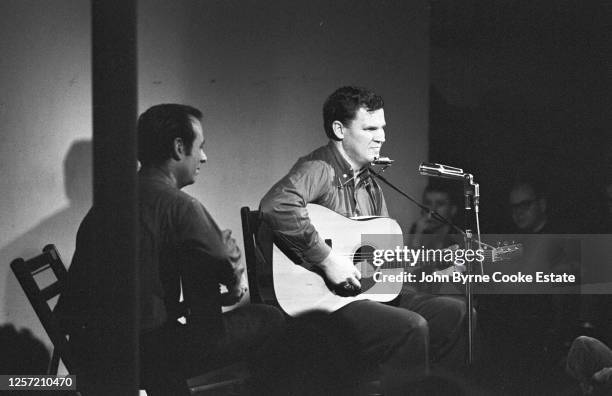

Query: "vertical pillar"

xmin=91 ymin=1 xmax=138 ymax=394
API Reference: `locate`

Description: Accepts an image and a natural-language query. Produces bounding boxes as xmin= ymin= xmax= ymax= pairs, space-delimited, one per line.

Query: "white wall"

xmin=138 ymin=0 xmax=430 ymax=241
xmin=0 ymin=0 xmax=92 ymax=355
xmin=1 ymin=0 xmax=429 ymax=365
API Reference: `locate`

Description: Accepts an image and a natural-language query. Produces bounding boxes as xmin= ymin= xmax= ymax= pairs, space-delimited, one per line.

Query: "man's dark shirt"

xmin=260 ymin=141 xmax=388 ymax=265
xmin=57 ymin=167 xmax=242 ymax=334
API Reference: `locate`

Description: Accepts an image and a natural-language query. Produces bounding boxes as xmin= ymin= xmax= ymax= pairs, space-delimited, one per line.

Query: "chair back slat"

xmin=40 ymin=282 xmax=63 ymax=302
xmin=24 ymin=255 xmax=51 ymax=273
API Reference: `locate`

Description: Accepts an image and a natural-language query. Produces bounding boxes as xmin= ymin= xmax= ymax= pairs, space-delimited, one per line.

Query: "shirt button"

xmin=343 ymin=174 xmax=348 ymax=178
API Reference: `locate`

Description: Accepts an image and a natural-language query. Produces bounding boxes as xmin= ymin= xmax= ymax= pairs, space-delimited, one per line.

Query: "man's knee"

xmin=396 ymin=312 xmax=429 ymax=345
xmin=437 ymin=296 xmax=468 ymax=326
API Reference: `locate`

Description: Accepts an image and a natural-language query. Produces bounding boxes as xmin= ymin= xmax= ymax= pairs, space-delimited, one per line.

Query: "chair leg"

xmin=47 ymin=349 xmax=60 ymax=374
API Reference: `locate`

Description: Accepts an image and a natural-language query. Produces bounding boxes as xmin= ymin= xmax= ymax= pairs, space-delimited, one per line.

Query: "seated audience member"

xmin=508 ymin=178 xmax=556 ymax=234
xmin=507 ymin=178 xmax=578 ymax=275
xmin=408 ymin=182 xmax=461 ymax=250
xmin=407 ymin=182 xmax=464 ymax=295
xmin=57 ymin=104 xmax=285 ymax=395
xmin=488 ymin=178 xmax=579 ymax=355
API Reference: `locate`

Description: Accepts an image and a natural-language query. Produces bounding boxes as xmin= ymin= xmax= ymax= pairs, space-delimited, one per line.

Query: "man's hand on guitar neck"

xmin=317 ymin=250 xmax=362 ymax=295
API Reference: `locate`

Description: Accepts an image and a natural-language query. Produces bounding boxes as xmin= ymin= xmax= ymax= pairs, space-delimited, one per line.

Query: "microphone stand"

xmin=462 ymin=174 xmax=481 ymax=366
xmin=368 ymin=167 xmax=466 ymax=236
xmin=368 ymin=165 xmax=480 ymax=366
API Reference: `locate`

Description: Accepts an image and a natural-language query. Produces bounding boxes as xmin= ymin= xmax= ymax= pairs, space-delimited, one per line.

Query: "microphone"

xmin=372 ymin=157 xmax=394 ymax=166
xmin=418 ymin=162 xmax=470 ymax=180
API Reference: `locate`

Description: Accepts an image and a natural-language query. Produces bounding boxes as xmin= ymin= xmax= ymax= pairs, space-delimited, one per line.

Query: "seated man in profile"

xmin=57 ymin=104 xmax=285 ymax=395
xmin=260 ymin=86 xmax=468 ymax=395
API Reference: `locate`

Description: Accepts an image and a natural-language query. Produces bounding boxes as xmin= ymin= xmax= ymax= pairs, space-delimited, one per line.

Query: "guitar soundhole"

xmin=353 ymin=245 xmax=377 ymax=278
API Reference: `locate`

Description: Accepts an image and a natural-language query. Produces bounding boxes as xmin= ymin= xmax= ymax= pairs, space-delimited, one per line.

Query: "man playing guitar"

xmin=260 ymin=86 xmax=468 ymax=394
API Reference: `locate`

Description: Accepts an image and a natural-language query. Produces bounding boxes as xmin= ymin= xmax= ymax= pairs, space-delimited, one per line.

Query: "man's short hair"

xmin=323 ymin=86 xmax=384 ymax=141
xmin=137 ymin=104 xmax=203 ymax=166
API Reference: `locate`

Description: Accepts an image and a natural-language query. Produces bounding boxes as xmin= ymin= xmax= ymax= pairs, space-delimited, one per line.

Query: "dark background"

xmin=428 ymin=0 xmax=612 ymax=233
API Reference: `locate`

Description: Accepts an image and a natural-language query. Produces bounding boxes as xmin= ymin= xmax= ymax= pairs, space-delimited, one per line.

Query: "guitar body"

xmin=272 ymin=204 xmax=404 ymax=317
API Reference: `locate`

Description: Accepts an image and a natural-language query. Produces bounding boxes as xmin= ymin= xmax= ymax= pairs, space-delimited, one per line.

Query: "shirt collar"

xmin=326 ymin=141 xmax=374 ymax=187
xmin=326 ymin=141 xmax=371 ymax=176
xmin=139 ymin=166 xmax=177 ymax=188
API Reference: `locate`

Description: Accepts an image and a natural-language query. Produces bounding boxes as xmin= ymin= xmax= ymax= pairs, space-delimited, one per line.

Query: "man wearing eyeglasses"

xmin=490 ymin=178 xmax=580 ymax=366
xmin=509 ymin=180 xmax=550 ymax=233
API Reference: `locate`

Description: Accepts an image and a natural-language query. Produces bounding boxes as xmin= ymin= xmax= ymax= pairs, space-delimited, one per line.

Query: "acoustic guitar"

xmin=269 ymin=204 xmax=521 ymax=317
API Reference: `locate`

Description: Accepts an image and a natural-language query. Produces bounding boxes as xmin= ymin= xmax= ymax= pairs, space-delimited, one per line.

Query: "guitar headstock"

xmin=488 ymin=242 xmax=523 ymax=262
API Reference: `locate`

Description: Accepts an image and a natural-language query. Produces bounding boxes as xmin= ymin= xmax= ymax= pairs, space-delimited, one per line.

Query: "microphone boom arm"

xmin=367 ymin=167 xmax=467 ymax=237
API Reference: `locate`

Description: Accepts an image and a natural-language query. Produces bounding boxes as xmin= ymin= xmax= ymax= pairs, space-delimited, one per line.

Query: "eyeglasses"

xmin=510 ymin=199 xmax=536 ymax=212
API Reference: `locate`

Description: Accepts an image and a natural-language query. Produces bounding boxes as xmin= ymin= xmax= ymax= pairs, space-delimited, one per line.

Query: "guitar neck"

xmin=370 ymin=245 xmax=515 ymax=274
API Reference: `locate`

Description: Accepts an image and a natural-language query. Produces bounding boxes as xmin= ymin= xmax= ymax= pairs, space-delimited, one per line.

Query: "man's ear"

xmin=172 ymin=137 xmax=184 ymax=160
xmin=331 ymin=120 xmax=344 ymax=140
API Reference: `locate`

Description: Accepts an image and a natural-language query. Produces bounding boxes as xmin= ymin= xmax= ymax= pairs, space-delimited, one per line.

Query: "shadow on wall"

xmin=1 ymin=140 xmax=91 ymax=351
xmin=0 ymin=324 xmax=50 ymax=374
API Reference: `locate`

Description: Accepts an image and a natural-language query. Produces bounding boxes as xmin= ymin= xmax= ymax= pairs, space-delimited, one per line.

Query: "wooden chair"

xmin=10 ymin=244 xmax=75 ymax=375
xmin=11 ymin=245 xmax=248 ymax=395
xmin=240 ymin=206 xmax=279 ymax=308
